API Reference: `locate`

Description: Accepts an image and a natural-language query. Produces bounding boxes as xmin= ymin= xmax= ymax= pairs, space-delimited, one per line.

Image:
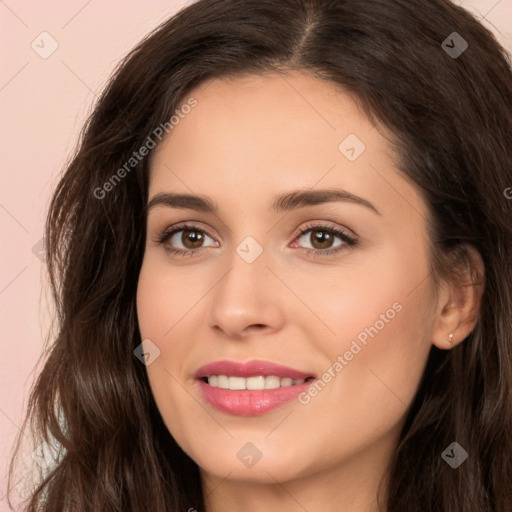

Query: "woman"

xmin=8 ymin=0 xmax=512 ymax=510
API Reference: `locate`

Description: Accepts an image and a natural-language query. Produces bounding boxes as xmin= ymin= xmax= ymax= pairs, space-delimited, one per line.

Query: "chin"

xmin=185 ymin=437 xmax=317 ymax=484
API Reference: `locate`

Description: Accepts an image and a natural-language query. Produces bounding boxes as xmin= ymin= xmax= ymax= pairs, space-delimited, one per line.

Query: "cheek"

xmin=296 ymin=247 xmax=436 ymax=443
xmin=136 ymin=258 xmax=190 ymax=373
xmin=136 ymin=254 xmax=203 ymax=339
xmin=136 ymin=257 xmax=209 ymax=453
xmin=136 ymin=263 xmax=170 ymax=337
xmin=287 ymin=240 xmax=435 ymax=357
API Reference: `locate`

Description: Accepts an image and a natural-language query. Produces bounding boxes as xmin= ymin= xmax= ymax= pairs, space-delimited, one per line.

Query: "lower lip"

xmin=197 ymin=379 xmax=314 ymax=416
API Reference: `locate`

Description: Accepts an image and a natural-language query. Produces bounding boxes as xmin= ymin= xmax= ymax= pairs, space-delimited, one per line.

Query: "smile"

xmin=195 ymin=359 xmax=316 ymax=416
xmin=204 ymin=375 xmax=310 ymax=390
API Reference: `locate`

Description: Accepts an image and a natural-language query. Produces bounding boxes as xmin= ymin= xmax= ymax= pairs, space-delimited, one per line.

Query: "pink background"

xmin=1 ymin=0 xmax=511 ymax=507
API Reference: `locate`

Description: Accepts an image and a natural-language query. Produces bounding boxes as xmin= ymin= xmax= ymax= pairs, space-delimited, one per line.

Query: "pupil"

xmin=184 ymin=229 xmax=203 ymax=248
xmin=313 ymin=230 xmax=332 ymax=248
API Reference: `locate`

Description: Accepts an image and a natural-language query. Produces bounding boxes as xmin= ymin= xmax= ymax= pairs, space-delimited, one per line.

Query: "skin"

xmin=136 ymin=70 xmax=483 ymax=512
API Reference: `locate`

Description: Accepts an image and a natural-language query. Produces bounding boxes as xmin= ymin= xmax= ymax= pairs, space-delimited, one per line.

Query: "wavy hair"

xmin=8 ymin=0 xmax=512 ymax=510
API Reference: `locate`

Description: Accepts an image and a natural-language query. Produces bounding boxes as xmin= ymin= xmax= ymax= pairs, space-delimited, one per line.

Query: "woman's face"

xmin=136 ymin=70 xmax=440 ymax=488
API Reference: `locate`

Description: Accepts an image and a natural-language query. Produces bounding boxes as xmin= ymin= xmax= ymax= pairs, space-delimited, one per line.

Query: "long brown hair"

xmin=8 ymin=0 xmax=512 ymax=510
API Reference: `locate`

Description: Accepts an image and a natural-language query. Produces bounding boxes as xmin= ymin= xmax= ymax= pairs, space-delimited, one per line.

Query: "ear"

xmin=432 ymin=245 xmax=485 ymax=350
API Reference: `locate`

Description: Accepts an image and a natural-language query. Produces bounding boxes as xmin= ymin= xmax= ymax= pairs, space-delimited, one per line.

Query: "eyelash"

xmin=154 ymin=222 xmax=358 ymax=258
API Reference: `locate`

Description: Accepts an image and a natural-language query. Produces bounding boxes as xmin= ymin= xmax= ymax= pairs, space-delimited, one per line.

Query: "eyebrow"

xmin=145 ymin=188 xmax=381 ymax=216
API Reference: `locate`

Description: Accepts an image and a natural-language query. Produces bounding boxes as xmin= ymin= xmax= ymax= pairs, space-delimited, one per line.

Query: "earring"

xmin=448 ymin=332 xmax=454 ymax=344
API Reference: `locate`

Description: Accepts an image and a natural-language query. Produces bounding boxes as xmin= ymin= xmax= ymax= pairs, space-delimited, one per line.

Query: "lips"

xmin=195 ymin=359 xmax=315 ymax=380
xmin=195 ymin=359 xmax=316 ymax=416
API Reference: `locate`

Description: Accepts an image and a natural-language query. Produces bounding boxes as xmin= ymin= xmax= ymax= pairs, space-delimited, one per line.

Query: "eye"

xmin=156 ymin=223 xmax=218 ymax=257
xmin=291 ymin=222 xmax=357 ymax=257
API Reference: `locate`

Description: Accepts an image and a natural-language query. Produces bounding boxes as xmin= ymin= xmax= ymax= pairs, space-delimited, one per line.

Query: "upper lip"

xmin=195 ymin=359 xmax=315 ymax=380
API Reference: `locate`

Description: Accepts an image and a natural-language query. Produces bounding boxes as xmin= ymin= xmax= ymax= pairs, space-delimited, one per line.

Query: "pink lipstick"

xmin=195 ymin=359 xmax=316 ymax=416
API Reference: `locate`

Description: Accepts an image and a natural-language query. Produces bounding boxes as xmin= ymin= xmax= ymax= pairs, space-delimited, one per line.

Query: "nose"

xmin=207 ymin=246 xmax=286 ymax=340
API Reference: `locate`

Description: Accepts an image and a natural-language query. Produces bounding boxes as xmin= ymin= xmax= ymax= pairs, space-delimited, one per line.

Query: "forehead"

xmin=147 ymin=70 xmax=425 ymax=224
xmin=160 ymin=70 xmax=373 ymax=158
xmin=151 ymin=72 xmax=372 ymax=175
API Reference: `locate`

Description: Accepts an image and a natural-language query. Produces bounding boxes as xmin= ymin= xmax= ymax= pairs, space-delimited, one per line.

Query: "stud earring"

xmin=448 ymin=332 xmax=454 ymax=344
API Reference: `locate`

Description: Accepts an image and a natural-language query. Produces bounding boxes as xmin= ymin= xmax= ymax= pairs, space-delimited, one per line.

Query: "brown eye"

xmin=308 ymin=229 xmax=336 ymax=249
xmin=292 ymin=223 xmax=358 ymax=257
xmin=157 ymin=224 xmax=218 ymax=256
xmin=180 ymin=229 xmax=205 ymax=249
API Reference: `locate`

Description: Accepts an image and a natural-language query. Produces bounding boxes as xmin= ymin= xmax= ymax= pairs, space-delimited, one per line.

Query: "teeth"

xmin=265 ymin=376 xmax=280 ymax=389
xmin=247 ymin=376 xmax=265 ymax=390
xmin=217 ymin=375 xmax=229 ymax=389
xmin=206 ymin=375 xmax=306 ymax=389
xmin=228 ymin=376 xmax=246 ymax=390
